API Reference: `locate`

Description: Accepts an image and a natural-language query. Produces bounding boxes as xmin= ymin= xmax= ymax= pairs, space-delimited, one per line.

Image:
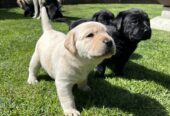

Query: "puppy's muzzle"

xmin=103 ymin=39 xmax=116 ymax=56
xmin=103 ymin=40 xmax=113 ymax=48
xmin=143 ymin=27 xmax=151 ymax=40
xmin=89 ymin=33 xmax=116 ymax=58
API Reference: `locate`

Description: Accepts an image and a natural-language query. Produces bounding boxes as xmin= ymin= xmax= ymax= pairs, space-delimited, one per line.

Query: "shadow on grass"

xmin=104 ymin=53 xmax=170 ymax=90
xmin=130 ymin=53 xmax=143 ymax=60
xmin=124 ymin=61 xmax=170 ymax=90
xmin=37 ymin=75 xmax=54 ymax=82
xmin=36 ymin=52 xmax=169 ymax=115
xmin=74 ymin=77 xmax=167 ymax=116
xmin=0 ymin=8 xmax=81 ymax=23
xmin=53 ymin=16 xmax=81 ymax=25
xmin=37 ymin=73 xmax=167 ymax=115
xmin=0 ymin=8 xmax=27 ymax=20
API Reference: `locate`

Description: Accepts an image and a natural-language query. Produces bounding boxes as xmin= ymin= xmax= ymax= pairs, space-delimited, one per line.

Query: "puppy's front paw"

xmin=36 ymin=16 xmax=40 ymax=20
xmin=27 ymin=76 xmax=38 ymax=84
xmin=64 ymin=109 xmax=80 ymax=116
xmin=32 ymin=15 xmax=36 ymax=19
xmin=32 ymin=15 xmax=39 ymax=19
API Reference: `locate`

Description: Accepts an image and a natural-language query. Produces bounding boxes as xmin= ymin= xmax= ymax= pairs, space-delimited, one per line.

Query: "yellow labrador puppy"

xmin=28 ymin=7 xmax=116 ymax=115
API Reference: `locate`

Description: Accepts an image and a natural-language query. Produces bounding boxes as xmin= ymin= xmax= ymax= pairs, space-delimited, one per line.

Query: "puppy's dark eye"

xmin=86 ymin=33 xmax=94 ymax=38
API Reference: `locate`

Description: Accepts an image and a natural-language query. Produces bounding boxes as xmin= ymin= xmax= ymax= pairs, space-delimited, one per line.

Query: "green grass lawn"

xmin=0 ymin=4 xmax=170 ymax=116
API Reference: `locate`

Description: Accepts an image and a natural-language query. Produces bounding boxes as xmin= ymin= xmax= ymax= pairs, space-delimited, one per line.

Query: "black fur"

xmin=69 ymin=8 xmax=151 ymax=77
xmin=96 ymin=9 xmax=151 ymax=77
xmin=69 ymin=10 xmax=114 ymax=30
xmin=23 ymin=3 xmax=34 ymax=17
xmin=45 ymin=0 xmax=63 ymax=20
xmin=92 ymin=10 xmax=115 ymax=25
xmin=69 ymin=19 xmax=92 ymax=30
xmin=22 ymin=0 xmax=63 ymax=20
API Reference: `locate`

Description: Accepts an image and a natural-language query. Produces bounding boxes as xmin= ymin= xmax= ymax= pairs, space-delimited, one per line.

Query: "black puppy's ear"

xmin=114 ymin=11 xmax=127 ymax=31
xmin=92 ymin=12 xmax=99 ymax=21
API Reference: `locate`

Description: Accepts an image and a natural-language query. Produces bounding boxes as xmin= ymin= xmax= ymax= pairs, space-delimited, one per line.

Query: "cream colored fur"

xmin=27 ymin=7 xmax=116 ymax=115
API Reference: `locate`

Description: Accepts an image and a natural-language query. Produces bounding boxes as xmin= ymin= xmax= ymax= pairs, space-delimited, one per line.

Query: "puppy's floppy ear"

xmin=64 ymin=30 xmax=77 ymax=55
xmin=114 ymin=11 xmax=127 ymax=31
xmin=92 ymin=12 xmax=100 ymax=21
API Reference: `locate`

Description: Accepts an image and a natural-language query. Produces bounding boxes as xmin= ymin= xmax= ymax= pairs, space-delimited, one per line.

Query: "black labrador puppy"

xmin=45 ymin=0 xmax=63 ymax=20
xmin=69 ymin=10 xmax=115 ymax=29
xmin=69 ymin=8 xmax=151 ymax=77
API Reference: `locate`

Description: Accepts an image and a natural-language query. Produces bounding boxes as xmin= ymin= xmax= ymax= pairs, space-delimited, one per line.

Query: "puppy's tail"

xmin=41 ymin=7 xmax=53 ymax=32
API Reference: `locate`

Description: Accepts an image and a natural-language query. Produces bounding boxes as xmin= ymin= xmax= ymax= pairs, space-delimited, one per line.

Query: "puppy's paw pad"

xmin=27 ymin=78 xmax=38 ymax=84
xmin=64 ymin=109 xmax=80 ymax=116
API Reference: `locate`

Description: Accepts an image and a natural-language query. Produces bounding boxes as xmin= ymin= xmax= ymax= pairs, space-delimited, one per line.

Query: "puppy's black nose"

xmin=103 ymin=40 xmax=113 ymax=48
xmin=144 ymin=28 xmax=149 ymax=33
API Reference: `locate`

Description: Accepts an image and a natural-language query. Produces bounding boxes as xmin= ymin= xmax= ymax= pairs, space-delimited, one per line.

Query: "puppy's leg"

xmin=114 ymin=59 xmax=127 ymax=76
xmin=78 ymin=79 xmax=91 ymax=92
xmin=38 ymin=0 xmax=45 ymax=8
xmin=95 ymin=59 xmax=109 ymax=78
xmin=56 ymin=81 xmax=80 ymax=115
xmin=27 ymin=51 xmax=40 ymax=84
xmin=17 ymin=0 xmax=29 ymax=11
xmin=114 ymin=50 xmax=135 ymax=76
xmin=17 ymin=0 xmax=24 ymax=9
xmin=36 ymin=0 xmax=44 ymax=19
xmin=32 ymin=0 xmax=39 ymax=18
